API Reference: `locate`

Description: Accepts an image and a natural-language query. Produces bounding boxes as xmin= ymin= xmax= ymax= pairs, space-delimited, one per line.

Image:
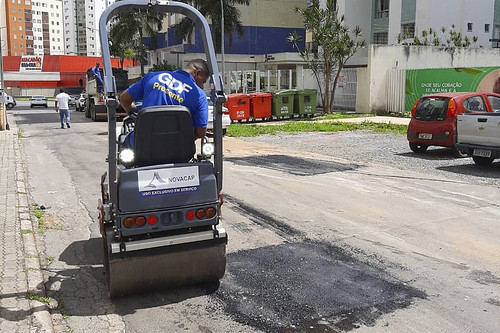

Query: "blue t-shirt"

xmin=126 ymin=70 xmax=208 ymax=128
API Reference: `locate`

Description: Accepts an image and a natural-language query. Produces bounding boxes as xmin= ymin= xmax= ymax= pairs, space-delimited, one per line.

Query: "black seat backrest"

xmin=133 ymin=106 xmax=195 ymax=166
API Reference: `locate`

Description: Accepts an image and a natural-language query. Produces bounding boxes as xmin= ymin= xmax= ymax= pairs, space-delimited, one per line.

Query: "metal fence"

xmin=332 ymin=68 xmax=357 ymax=112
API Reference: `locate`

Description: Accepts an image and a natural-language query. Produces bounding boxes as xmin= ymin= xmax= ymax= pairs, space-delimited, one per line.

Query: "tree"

xmin=397 ymin=25 xmax=479 ymax=47
xmin=109 ymin=10 xmax=164 ymax=76
xmin=149 ymin=61 xmax=178 ymax=72
xmin=173 ymin=0 xmax=250 ymax=53
xmin=289 ymin=0 xmax=365 ymax=113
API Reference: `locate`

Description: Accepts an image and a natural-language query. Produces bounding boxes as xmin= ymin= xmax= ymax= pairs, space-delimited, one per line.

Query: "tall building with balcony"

xmin=63 ymin=0 xmax=113 ymax=56
xmin=332 ymin=0 xmax=500 ymax=48
xmin=1 ymin=0 xmax=112 ymax=57
xmin=3 ymin=0 xmax=64 ymax=56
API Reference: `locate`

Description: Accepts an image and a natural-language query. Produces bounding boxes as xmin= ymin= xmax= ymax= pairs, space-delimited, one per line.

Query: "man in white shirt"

xmin=55 ymin=88 xmax=71 ymax=129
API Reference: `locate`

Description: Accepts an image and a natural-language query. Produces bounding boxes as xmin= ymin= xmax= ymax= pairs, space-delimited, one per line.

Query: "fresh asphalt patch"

xmin=216 ymin=241 xmax=426 ymax=332
xmin=225 ymin=155 xmax=359 ymax=176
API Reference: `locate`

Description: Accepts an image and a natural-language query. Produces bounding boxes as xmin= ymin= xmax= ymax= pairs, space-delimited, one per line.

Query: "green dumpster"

xmin=294 ymin=89 xmax=317 ymax=117
xmin=272 ymin=90 xmax=295 ymax=118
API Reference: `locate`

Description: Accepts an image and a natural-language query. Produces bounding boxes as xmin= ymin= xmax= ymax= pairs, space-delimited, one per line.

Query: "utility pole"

xmin=220 ymin=0 xmax=225 ymax=92
xmin=0 ymin=28 xmax=7 ymax=130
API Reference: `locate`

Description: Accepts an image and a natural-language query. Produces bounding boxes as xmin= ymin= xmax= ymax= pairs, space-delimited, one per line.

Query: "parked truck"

xmin=455 ymin=110 xmax=500 ymax=166
xmin=85 ymin=67 xmax=129 ymax=121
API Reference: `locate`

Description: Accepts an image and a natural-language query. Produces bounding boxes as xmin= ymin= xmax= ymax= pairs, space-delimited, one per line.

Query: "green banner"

xmin=405 ymin=67 xmax=500 ymax=110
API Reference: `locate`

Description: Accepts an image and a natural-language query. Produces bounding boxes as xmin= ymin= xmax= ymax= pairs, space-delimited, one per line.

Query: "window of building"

xmin=401 ymin=23 xmax=415 ymax=38
xmin=25 ymin=0 xmax=30 ymax=4
xmin=485 ymin=24 xmax=490 ymax=33
xmin=376 ymin=0 xmax=389 ymax=18
xmin=13 ymin=17 xmax=16 ymax=21
xmin=467 ymin=23 xmax=473 ymax=32
xmin=373 ymin=32 xmax=388 ymax=44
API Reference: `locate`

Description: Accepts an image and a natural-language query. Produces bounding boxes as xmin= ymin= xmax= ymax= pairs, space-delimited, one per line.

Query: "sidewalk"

xmin=0 ymin=122 xmax=54 ymax=332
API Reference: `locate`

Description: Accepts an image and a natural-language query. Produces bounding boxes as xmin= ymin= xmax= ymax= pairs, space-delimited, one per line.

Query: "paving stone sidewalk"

xmin=0 ymin=125 xmax=54 ymax=332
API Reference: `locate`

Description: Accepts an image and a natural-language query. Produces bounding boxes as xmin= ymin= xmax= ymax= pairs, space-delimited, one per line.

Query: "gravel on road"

xmin=237 ymin=130 xmax=500 ymax=187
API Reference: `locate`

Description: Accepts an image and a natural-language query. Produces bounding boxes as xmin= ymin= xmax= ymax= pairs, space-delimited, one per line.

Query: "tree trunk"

xmin=139 ymin=30 xmax=145 ymax=76
xmin=329 ymin=65 xmax=343 ymax=112
xmin=323 ymin=56 xmax=332 ymax=113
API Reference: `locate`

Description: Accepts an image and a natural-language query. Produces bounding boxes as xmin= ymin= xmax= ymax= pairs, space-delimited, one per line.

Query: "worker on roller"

xmin=120 ymin=59 xmax=210 ymax=144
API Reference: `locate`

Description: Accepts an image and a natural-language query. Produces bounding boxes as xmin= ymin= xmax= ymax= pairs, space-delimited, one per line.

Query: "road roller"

xmin=96 ymin=0 xmax=227 ymax=298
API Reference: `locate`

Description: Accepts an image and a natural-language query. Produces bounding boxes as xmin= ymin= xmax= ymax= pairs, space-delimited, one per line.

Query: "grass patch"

xmin=21 ymin=229 xmax=34 ymax=234
xmin=227 ymin=119 xmax=407 ymax=137
xmin=314 ymin=112 xmax=376 ymax=120
xmin=56 ymin=299 xmax=70 ymax=319
xmin=25 ymin=292 xmax=52 ymax=304
xmin=30 ymin=203 xmax=47 ymax=232
xmin=17 ymin=129 xmax=24 ymax=139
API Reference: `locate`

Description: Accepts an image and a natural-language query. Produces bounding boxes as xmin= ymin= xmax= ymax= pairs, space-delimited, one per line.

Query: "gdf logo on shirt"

xmin=158 ymin=73 xmax=193 ymax=94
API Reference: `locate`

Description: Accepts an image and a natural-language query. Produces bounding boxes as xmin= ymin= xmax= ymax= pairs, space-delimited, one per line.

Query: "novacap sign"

xmin=19 ymin=55 xmax=43 ymax=72
xmin=404 ymin=67 xmax=500 ymax=111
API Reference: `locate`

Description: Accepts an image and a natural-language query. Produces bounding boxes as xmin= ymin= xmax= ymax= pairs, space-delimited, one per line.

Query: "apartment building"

xmin=3 ymin=0 xmax=65 ymax=56
xmin=334 ymin=0 xmax=500 ymax=48
xmin=62 ymin=0 xmax=113 ymax=56
xmin=1 ymin=0 xmax=110 ymax=57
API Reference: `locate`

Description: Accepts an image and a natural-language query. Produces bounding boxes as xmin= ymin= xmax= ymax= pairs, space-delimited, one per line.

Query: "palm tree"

xmin=109 ymin=11 xmax=164 ymax=76
xmin=173 ymin=0 xmax=250 ymax=53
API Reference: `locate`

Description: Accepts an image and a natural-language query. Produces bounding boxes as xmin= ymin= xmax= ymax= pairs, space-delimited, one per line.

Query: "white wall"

xmin=363 ymin=44 xmax=500 ymax=113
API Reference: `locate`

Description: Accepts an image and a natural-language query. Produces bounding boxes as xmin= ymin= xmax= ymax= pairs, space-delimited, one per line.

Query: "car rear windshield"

xmin=414 ymin=97 xmax=450 ymax=121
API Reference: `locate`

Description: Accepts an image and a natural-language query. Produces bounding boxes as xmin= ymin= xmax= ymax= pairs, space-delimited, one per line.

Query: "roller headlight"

xmin=202 ymin=142 xmax=215 ymax=157
xmin=119 ymin=148 xmax=135 ymax=164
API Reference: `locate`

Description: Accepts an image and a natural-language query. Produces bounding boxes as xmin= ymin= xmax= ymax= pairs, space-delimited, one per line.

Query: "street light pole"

xmin=0 ymin=27 xmax=7 ymax=130
xmin=220 ymin=0 xmax=225 ymax=92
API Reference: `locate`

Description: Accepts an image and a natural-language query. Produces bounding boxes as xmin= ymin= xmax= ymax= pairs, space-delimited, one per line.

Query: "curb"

xmin=13 ymin=128 xmax=55 ymax=332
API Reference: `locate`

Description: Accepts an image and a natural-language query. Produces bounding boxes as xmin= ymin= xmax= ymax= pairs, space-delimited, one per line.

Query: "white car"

xmin=2 ymin=93 xmax=16 ymax=109
xmin=207 ymin=98 xmax=230 ymax=135
xmin=30 ymin=95 xmax=48 ymax=108
xmin=75 ymin=93 xmax=86 ymax=112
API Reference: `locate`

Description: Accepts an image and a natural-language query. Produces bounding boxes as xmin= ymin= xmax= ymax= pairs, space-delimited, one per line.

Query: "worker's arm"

xmin=120 ymin=90 xmax=136 ymax=114
xmin=194 ymin=127 xmax=207 ymax=139
xmin=54 ymin=100 xmax=59 ymax=113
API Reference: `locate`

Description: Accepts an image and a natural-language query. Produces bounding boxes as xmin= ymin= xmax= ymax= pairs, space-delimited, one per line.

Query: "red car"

xmin=407 ymin=92 xmax=500 ymax=156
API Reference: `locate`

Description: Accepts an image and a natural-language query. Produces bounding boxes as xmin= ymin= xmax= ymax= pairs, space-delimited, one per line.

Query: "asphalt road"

xmin=10 ymin=102 xmax=500 ymax=333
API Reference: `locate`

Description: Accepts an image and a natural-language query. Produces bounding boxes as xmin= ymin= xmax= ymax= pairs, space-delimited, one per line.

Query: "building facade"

xmin=334 ymin=0 xmax=500 ymax=49
xmin=62 ymin=0 xmax=112 ymax=56
xmin=1 ymin=0 xmax=110 ymax=57
xmin=3 ymin=0 xmax=65 ymax=56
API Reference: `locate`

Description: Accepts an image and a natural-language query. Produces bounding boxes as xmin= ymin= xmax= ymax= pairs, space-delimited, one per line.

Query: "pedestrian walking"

xmin=55 ymin=88 xmax=71 ymax=129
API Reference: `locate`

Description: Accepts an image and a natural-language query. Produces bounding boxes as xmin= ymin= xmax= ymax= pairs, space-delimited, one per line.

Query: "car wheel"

xmin=409 ymin=142 xmax=429 ymax=153
xmin=472 ymin=156 xmax=494 ymax=166
xmin=222 ymin=128 xmax=227 ymax=136
xmin=30 ymin=105 xmax=33 ymax=108
xmin=6 ymin=103 xmax=14 ymax=109
xmin=45 ymin=104 xmax=48 ymax=108
xmin=451 ymin=146 xmax=468 ymax=158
